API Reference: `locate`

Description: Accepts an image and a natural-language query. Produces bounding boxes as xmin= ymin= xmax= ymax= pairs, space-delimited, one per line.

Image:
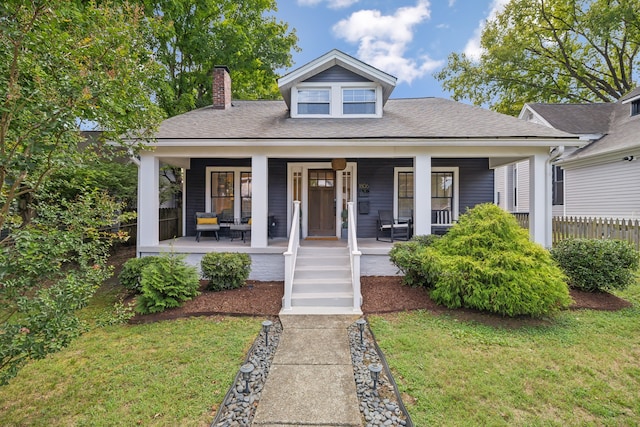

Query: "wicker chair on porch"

xmin=376 ymin=210 xmax=411 ymax=242
xmin=195 ymin=212 xmax=220 ymax=242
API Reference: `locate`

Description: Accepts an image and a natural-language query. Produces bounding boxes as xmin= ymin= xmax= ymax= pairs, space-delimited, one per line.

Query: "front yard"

xmin=372 ymin=282 xmax=640 ymax=426
xmin=0 ymin=245 xmax=638 ymax=426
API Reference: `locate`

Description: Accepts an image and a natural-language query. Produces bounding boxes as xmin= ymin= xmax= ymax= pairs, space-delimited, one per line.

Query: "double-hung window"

xmin=343 ymin=89 xmax=376 ymax=115
xmin=297 ymin=89 xmax=330 ymax=115
xmin=394 ymin=167 xmax=459 ymax=224
xmin=207 ymin=167 xmax=252 ymax=221
xmin=552 ymin=165 xmax=564 ymax=206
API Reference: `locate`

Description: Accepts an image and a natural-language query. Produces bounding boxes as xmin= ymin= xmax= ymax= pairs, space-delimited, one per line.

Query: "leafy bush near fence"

xmin=136 ymin=254 xmax=200 ymax=314
xmin=392 ymin=204 xmax=572 ymax=317
xmin=201 ymin=252 xmax=251 ymax=291
xmin=551 ymin=238 xmax=640 ymax=292
xmin=118 ymin=256 xmax=161 ymax=293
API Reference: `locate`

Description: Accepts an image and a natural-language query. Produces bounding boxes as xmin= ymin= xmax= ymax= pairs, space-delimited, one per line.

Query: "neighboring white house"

xmin=496 ymin=87 xmax=640 ymax=220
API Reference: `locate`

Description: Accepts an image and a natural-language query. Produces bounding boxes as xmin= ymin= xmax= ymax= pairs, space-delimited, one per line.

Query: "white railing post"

xmin=347 ymin=202 xmax=362 ymax=311
xmin=282 ymin=201 xmax=300 ymax=311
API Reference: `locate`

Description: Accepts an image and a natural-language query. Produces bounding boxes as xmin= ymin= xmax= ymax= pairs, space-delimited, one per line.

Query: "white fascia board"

xmin=147 ymin=137 xmax=578 ymax=149
xmin=557 ymin=146 xmax=640 ymax=169
xmin=621 ymin=94 xmax=640 ymax=104
xmin=148 ymin=142 xmax=556 ymax=160
xmin=278 ymin=49 xmax=397 ymax=88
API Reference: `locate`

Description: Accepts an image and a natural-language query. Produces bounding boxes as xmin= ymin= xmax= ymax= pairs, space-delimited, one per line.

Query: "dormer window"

xmin=297 ymin=89 xmax=330 ymax=115
xmin=632 ymin=99 xmax=640 ymax=116
xmin=343 ymin=89 xmax=376 ymax=114
xmin=292 ymin=83 xmax=381 ymax=118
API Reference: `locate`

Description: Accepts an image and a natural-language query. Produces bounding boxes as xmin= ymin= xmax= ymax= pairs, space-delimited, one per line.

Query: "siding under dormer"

xmin=303 ymin=65 xmax=372 ymax=83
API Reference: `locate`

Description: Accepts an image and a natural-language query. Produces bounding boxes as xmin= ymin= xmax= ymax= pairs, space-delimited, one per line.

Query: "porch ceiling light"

xmin=368 ymin=363 xmax=382 ymax=390
xmin=356 ymin=318 xmax=366 ymax=346
xmin=262 ymin=320 xmax=273 ymax=347
xmin=240 ymin=363 xmax=254 ymax=394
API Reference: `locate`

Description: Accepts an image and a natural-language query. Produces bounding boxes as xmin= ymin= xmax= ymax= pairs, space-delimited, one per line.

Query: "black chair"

xmin=195 ymin=212 xmax=220 ymax=242
xmin=376 ymin=210 xmax=411 ymax=242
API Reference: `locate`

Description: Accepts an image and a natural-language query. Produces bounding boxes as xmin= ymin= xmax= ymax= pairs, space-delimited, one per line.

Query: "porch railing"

xmin=282 ymin=201 xmax=301 ymax=311
xmin=347 ymin=202 xmax=362 ymax=312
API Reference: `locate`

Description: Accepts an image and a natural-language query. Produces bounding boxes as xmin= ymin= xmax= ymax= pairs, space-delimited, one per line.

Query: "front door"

xmin=308 ymin=169 xmax=336 ymax=236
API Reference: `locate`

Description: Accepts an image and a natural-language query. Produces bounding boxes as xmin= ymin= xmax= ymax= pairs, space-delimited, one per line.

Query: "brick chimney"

xmin=213 ymin=66 xmax=231 ymax=109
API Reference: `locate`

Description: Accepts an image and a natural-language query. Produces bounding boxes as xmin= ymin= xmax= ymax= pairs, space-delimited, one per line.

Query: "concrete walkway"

xmin=252 ymin=315 xmax=362 ymax=427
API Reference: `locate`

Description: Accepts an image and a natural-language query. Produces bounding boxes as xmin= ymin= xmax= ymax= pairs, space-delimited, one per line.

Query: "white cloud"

xmin=332 ymin=1 xmax=443 ymax=84
xmin=448 ymin=0 xmax=456 ymax=6
xmin=297 ymin=0 xmax=360 ymax=9
xmin=463 ymin=0 xmax=509 ymax=61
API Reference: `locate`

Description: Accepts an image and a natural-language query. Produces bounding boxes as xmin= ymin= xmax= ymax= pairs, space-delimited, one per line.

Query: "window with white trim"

xmin=394 ymin=167 xmax=459 ymax=224
xmin=292 ymin=83 xmax=381 ymax=118
xmin=297 ymin=89 xmax=330 ymax=115
xmin=206 ymin=167 xmax=251 ymax=221
xmin=632 ymin=99 xmax=640 ymax=116
xmin=343 ymin=89 xmax=376 ymax=114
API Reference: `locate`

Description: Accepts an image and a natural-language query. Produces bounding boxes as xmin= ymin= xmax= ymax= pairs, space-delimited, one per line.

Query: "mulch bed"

xmin=129 ymin=275 xmax=633 ymax=326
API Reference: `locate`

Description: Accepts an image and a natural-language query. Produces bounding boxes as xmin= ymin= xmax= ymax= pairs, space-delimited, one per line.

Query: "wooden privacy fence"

xmin=117 ymin=207 xmax=182 ymax=245
xmin=552 ymin=216 xmax=640 ymax=250
xmin=513 ymin=213 xmax=640 ymax=250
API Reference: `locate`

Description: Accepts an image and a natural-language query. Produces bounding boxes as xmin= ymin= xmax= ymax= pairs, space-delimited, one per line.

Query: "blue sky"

xmin=275 ymin=0 xmax=508 ymax=99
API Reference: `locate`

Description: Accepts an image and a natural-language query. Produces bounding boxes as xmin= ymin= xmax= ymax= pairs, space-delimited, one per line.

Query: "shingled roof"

xmin=153 ymin=97 xmax=574 ymax=142
xmin=526 ymin=87 xmax=640 ymax=162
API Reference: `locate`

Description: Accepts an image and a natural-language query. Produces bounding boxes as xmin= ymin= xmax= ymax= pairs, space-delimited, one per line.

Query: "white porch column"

xmin=414 ymin=155 xmax=432 ymax=235
xmin=137 ymin=153 xmax=160 ymax=250
xmin=529 ymin=154 xmax=551 ymax=247
xmin=251 ymin=155 xmax=268 ymax=248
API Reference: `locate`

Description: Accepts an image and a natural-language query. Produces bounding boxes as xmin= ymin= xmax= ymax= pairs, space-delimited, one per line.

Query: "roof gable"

xmin=278 ymin=49 xmax=397 ymax=110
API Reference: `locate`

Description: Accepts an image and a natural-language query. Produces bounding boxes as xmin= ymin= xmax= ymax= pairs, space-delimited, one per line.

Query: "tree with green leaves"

xmin=435 ymin=0 xmax=640 ymax=115
xmin=140 ymin=0 xmax=299 ymax=117
xmin=0 ymin=0 xmax=163 ymax=384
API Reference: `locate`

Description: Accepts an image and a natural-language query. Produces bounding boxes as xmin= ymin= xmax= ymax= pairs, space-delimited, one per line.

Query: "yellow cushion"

xmin=248 ymin=218 xmax=252 ymax=225
xmin=197 ymin=217 xmax=218 ymax=225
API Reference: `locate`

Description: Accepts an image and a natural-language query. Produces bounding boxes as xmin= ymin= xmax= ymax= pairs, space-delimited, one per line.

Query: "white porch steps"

xmin=286 ymin=246 xmax=361 ymax=315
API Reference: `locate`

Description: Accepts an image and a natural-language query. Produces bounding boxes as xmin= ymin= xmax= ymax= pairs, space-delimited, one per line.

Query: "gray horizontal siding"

xmin=185 ymin=157 xmax=494 ymax=239
xmin=304 ymin=65 xmax=371 ymax=83
xmin=185 ymin=158 xmax=251 ymax=237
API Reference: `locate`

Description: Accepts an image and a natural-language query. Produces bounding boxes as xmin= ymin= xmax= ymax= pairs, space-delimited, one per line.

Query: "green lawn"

xmin=0 ymin=315 xmax=260 ymax=427
xmin=370 ymin=282 xmax=640 ymax=426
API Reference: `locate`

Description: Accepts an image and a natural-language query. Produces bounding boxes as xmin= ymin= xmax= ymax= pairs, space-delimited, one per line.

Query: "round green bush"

xmin=135 ymin=254 xmax=200 ymax=314
xmin=118 ymin=256 xmax=160 ymax=293
xmin=551 ymin=238 xmax=640 ymax=292
xmin=426 ymin=204 xmax=571 ymax=317
xmin=201 ymin=252 xmax=251 ymax=291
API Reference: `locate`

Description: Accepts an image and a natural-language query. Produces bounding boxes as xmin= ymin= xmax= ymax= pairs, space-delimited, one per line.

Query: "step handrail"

xmin=282 ymin=201 xmax=301 ymax=311
xmin=347 ymin=202 xmax=362 ymax=311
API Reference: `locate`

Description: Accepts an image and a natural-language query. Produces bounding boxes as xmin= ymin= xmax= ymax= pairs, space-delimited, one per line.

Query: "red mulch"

xmin=129 ymin=275 xmax=632 ymax=326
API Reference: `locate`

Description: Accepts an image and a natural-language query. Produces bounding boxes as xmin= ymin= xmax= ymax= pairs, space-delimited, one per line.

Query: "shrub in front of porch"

xmin=400 ymin=204 xmax=572 ymax=317
xmin=389 ymin=235 xmax=441 ymax=287
xmin=118 ymin=256 xmax=161 ymax=293
xmin=201 ymin=252 xmax=251 ymax=291
xmin=551 ymin=238 xmax=640 ymax=292
xmin=136 ymin=254 xmax=200 ymax=314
